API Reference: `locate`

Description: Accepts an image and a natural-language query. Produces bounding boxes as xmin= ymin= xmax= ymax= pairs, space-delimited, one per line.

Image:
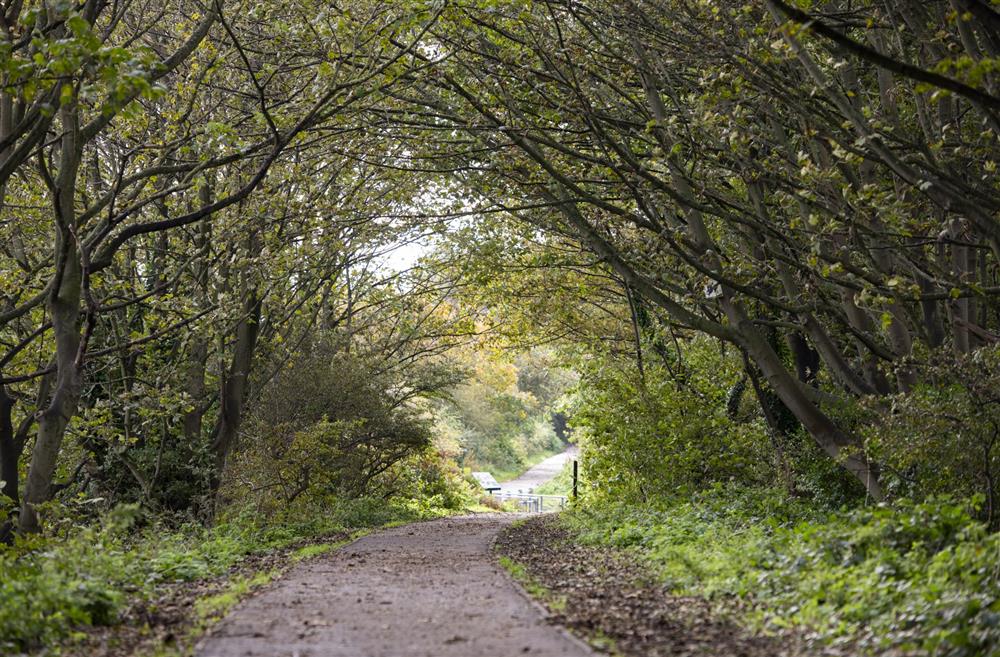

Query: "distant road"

xmin=500 ymin=446 xmax=578 ymax=494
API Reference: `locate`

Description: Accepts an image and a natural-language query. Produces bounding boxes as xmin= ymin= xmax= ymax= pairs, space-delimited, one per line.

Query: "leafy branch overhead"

xmin=0 ymin=1 xmax=999 ymax=654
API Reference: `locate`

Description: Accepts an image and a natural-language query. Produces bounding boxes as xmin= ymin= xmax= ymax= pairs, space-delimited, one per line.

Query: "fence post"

xmin=572 ymin=459 xmax=578 ymax=500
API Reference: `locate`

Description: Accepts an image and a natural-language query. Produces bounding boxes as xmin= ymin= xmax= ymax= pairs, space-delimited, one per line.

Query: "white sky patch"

xmin=381 ymin=236 xmax=432 ymax=271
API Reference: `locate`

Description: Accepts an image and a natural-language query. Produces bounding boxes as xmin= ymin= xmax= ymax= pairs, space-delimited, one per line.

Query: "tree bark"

xmin=209 ymin=292 xmax=262 ymax=494
xmin=722 ymin=299 xmax=884 ymax=501
xmin=0 ymin=385 xmax=19 ymax=505
xmin=19 ymin=100 xmax=84 ymax=533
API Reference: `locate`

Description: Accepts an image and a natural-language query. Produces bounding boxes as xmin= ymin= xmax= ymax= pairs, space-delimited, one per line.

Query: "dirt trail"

xmin=195 ymin=515 xmax=592 ymax=657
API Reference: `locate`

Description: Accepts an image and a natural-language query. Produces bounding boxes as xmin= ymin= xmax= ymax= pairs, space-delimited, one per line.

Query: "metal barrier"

xmin=491 ymin=491 xmax=567 ymax=513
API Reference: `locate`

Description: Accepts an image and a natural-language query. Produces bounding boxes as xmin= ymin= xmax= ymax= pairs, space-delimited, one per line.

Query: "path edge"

xmin=489 ymin=515 xmax=598 ymax=656
xmin=190 ymin=524 xmax=382 ymax=653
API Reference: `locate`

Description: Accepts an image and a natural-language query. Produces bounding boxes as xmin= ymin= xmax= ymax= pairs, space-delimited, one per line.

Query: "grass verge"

xmin=497 ymin=555 xmax=568 ymax=613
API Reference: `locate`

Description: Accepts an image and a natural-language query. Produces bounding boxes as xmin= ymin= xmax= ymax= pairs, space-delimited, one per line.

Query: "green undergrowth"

xmin=0 ymin=497 xmax=457 ymax=654
xmin=193 ymin=569 xmax=279 ymax=622
xmin=563 ymin=488 xmax=1000 ymax=657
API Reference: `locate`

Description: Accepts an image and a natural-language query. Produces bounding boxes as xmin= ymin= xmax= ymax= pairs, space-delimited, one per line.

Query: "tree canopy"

xmin=0 ymin=0 xmax=998 ymax=533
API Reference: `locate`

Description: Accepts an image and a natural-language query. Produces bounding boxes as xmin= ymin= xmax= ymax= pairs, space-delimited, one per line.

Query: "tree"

xmin=399 ymin=0 xmax=1000 ymax=501
xmin=0 ymin=0 xmax=447 ymax=533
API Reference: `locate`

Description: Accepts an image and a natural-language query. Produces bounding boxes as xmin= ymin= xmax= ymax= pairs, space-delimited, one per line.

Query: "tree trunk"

xmin=0 ymin=385 xmax=19 ymax=505
xmin=19 ymin=247 xmax=83 ymax=532
xmin=209 ymin=292 xmax=262 ymax=493
xmin=19 ymin=100 xmax=84 ymax=533
xmin=184 ymin=337 xmax=209 ymax=441
xmin=723 ymin=299 xmax=884 ymax=500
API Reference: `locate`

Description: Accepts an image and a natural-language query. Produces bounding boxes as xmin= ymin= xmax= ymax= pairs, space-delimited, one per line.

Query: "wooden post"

xmin=572 ymin=459 xmax=578 ymax=500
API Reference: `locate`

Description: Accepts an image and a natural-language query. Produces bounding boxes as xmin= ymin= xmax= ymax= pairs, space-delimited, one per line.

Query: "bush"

xmin=228 ymin=348 xmax=435 ymax=514
xmin=0 ymin=506 xmax=144 ymax=651
xmin=566 ymin=340 xmax=773 ymax=504
xmin=368 ymin=449 xmax=475 ymax=511
xmin=864 ymin=346 xmax=1000 ymax=528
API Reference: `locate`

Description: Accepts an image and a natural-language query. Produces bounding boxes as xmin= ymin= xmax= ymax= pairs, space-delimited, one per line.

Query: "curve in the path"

xmin=196 ymin=515 xmax=592 ymax=657
xmin=500 ymin=446 xmax=577 ymax=494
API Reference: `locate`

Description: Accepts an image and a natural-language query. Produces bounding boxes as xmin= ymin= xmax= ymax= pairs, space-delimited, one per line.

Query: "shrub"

xmin=864 ymin=346 xmax=1000 ymax=527
xmin=0 ymin=507 xmax=142 ymax=651
xmin=228 ymin=348 xmax=435 ymax=515
xmin=566 ymin=340 xmax=773 ymax=504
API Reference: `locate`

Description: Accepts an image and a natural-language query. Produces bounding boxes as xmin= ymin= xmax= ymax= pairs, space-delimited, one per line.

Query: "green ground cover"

xmin=563 ymin=490 xmax=1000 ymax=657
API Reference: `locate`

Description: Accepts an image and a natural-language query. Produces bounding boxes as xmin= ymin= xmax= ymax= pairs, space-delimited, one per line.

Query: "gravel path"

xmin=500 ymin=447 xmax=577 ymax=494
xmin=195 ymin=515 xmax=592 ymax=657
